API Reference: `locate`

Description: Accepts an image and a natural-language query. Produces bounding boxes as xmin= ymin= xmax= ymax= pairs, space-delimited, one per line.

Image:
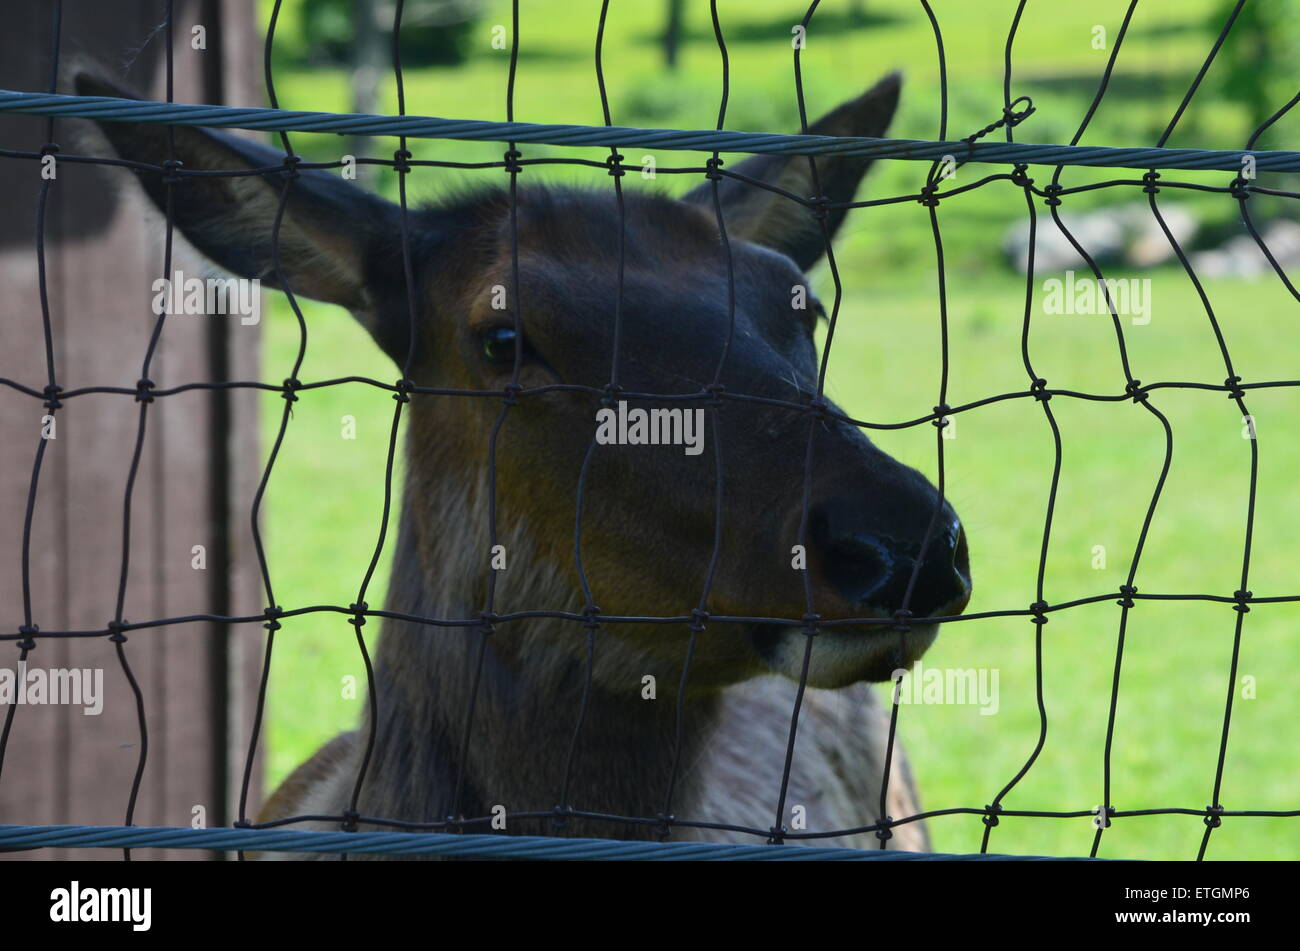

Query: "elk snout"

xmin=808 ymin=493 xmax=971 ymax=620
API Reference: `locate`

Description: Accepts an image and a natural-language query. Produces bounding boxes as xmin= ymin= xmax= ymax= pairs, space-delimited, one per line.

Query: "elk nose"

xmin=809 ymin=500 xmax=971 ymax=619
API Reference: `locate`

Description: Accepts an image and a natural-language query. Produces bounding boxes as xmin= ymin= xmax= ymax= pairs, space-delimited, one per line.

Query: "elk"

xmin=77 ymin=69 xmax=971 ymax=856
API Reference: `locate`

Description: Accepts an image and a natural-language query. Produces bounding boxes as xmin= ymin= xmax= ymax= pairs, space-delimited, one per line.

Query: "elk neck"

xmin=356 ymin=432 xmax=723 ymax=838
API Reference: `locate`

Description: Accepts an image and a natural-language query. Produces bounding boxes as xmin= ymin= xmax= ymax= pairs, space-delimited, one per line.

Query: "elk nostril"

xmin=809 ymin=499 xmax=971 ymax=617
xmin=819 ymin=532 xmax=895 ymax=606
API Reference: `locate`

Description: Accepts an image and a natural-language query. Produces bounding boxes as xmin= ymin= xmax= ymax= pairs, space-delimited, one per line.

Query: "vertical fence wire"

xmin=107 ymin=0 xmax=179 ymax=860
xmin=0 ymin=0 xmax=65 ymax=795
xmin=236 ymin=0 xmax=311 ymax=861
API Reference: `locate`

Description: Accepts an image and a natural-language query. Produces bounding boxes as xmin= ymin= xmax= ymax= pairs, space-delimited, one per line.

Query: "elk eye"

xmin=480 ymin=325 xmax=519 ymax=364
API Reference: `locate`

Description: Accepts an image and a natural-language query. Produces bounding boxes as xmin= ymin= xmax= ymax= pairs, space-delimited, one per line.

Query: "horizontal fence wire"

xmin=0 ymin=824 xmax=1090 ymax=860
xmin=0 ymin=0 xmax=1297 ymax=860
xmin=4 ymin=87 xmax=1300 ymax=172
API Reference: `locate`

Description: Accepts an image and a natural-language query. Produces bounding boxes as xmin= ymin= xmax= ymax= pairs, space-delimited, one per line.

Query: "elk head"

xmin=77 ymin=70 xmax=970 ymax=693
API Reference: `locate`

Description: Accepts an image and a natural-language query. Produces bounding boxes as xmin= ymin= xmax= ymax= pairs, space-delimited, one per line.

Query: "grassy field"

xmin=251 ymin=0 xmax=1300 ymax=858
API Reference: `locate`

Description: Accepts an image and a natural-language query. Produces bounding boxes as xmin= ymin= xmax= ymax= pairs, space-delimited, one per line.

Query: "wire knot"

xmin=808 ymin=195 xmax=831 ymax=221
xmin=703 ymin=381 xmax=725 ymax=405
xmin=348 ymin=601 xmax=368 ymax=628
xmin=605 ymin=152 xmax=625 ymax=177
xmin=933 ymin=404 xmax=952 ymax=429
xmin=1228 ymin=176 xmax=1251 ymax=201
xmin=1224 ymin=375 xmax=1246 ymax=400
xmin=134 ymin=378 xmax=155 ymax=403
xmin=1030 ymin=378 xmax=1051 ymax=402
xmin=392 ymin=377 xmax=414 ymax=404
xmin=655 ymin=812 xmax=676 ymax=841
xmin=1141 ymin=170 xmax=1161 ymax=195
xmin=582 ymin=605 xmax=602 ymax=630
xmin=599 ymin=382 xmax=623 ymax=408
xmin=16 ymin=624 xmax=38 ymax=652
xmin=1232 ymin=589 xmax=1252 ymax=614
xmin=874 ymin=817 xmax=894 ymax=842
xmin=704 ymin=156 xmax=725 ymax=181
xmin=281 ymin=377 xmax=301 ymax=403
xmin=503 ymin=149 xmax=523 ymax=174
xmin=806 ymin=396 xmax=829 ymax=419
xmin=280 ymin=154 xmax=302 ymax=180
xmin=801 ymin=612 xmax=821 ymax=637
xmin=1009 ymin=164 xmax=1033 ymax=188
xmin=1043 ymin=183 xmax=1063 ymax=208
xmin=918 ymin=184 xmax=940 ymax=208
xmin=39 ymin=142 xmax=59 ymax=156
xmin=501 ymin=381 xmax=523 ymax=407
xmin=766 ymin=825 xmax=787 ymax=845
xmin=42 ymin=383 xmax=63 ymax=411
xmin=478 ymin=611 xmax=498 ymax=635
xmin=1029 ymin=600 xmax=1049 ymax=625
xmin=892 ymin=608 xmax=912 ymax=631
xmin=340 ymin=810 xmax=360 ymax=833
xmin=1124 ymin=379 xmax=1148 ymax=403
xmin=689 ymin=608 xmax=710 ymax=634
xmin=958 ymin=97 xmax=1036 ymax=164
xmin=392 ymin=148 xmax=412 ymax=174
xmin=159 ymin=158 xmax=184 ymax=186
xmin=1203 ymin=804 xmax=1224 ymax=828
xmin=1117 ymin=585 xmax=1138 ymax=609
xmin=551 ymin=804 xmax=574 ymax=830
xmin=263 ymin=605 xmax=284 ymax=632
xmin=982 ymin=803 xmax=1002 ymax=827
xmin=106 ymin=620 xmax=128 ymax=644
xmin=1002 ymin=96 xmax=1036 ymax=127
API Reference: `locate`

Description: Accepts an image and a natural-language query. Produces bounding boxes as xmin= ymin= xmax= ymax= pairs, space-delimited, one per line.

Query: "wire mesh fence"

xmin=1 ymin=0 xmax=1298 ymax=860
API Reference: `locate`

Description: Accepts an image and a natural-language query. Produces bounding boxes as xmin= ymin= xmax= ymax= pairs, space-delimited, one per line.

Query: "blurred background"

xmin=251 ymin=0 xmax=1300 ymax=859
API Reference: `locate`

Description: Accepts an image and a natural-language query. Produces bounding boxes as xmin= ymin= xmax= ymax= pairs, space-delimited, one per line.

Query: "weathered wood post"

xmin=0 ymin=0 xmax=264 ymax=860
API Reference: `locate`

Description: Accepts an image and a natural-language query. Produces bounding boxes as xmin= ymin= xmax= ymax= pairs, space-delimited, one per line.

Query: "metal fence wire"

xmin=2 ymin=0 xmax=1299 ymax=861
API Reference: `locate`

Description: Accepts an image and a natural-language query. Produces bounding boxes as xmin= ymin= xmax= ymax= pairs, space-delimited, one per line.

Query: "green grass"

xmin=252 ymin=0 xmax=1300 ymax=858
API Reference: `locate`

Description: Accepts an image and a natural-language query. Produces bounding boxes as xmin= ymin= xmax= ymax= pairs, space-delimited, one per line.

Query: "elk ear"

xmin=684 ymin=72 xmax=901 ymax=271
xmin=73 ymin=71 xmax=407 ymax=357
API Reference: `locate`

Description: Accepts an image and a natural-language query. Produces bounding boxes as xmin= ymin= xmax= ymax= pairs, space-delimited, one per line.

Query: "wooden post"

xmin=0 ymin=0 xmax=263 ymax=860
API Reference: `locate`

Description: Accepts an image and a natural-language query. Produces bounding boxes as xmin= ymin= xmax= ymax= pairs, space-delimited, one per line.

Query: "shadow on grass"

xmin=633 ymin=7 xmax=906 ymax=50
xmin=463 ymin=45 xmax=590 ymax=64
xmin=1127 ymin=19 xmax=1209 ymax=41
xmin=1013 ymin=67 xmax=1183 ymax=102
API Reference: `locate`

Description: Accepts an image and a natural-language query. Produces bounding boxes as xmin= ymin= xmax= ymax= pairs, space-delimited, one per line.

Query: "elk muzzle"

xmin=753 ymin=461 xmax=972 ymax=688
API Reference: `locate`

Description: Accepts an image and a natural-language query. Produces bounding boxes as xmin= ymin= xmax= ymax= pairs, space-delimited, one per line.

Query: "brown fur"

xmin=253 ymin=464 xmax=931 ymax=856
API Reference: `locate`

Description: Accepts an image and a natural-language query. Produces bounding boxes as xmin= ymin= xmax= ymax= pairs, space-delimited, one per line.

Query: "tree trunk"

xmin=663 ymin=0 xmax=684 ymax=70
xmin=351 ymin=0 xmax=387 ymax=182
